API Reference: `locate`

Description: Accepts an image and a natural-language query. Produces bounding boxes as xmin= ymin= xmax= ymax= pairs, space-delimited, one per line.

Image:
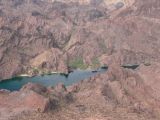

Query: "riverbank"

xmin=0 ymin=68 xmax=107 ymax=91
xmin=1 ymin=64 xmax=160 ymax=120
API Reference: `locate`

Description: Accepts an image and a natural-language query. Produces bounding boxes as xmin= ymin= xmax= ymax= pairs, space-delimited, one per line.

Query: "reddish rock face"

xmin=137 ymin=63 xmax=160 ymax=100
xmin=0 ymin=82 xmax=75 ymax=119
xmin=0 ymin=83 xmax=50 ymax=118
xmin=70 ymin=65 xmax=160 ymax=119
xmin=0 ymin=0 xmax=160 ymax=80
xmin=1 ymin=65 xmax=160 ymax=119
xmin=21 ymin=82 xmax=47 ymax=94
xmin=54 ymin=83 xmax=67 ymax=92
xmin=0 ymin=0 xmax=160 ymax=119
xmin=21 ymin=91 xmax=50 ymax=112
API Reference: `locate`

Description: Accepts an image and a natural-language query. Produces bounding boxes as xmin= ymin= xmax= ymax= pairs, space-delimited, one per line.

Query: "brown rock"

xmin=22 ymin=91 xmax=50 ymax=112
xmin=21 ymin=82 xmax=47 ymax=94
xmin=30 ymin=48 xmax=68 ymax=74
xmin=1 ymin=0 xmax=160 ymax=119
xmin=54 ymin=83 xmax=67 ymax=93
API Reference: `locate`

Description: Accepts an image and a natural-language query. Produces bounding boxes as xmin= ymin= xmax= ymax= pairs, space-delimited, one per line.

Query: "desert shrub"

xmin=69 ymin=57 xmax=88 ymax=69
xmin=91 ymin=58 xmax=100 ymax=68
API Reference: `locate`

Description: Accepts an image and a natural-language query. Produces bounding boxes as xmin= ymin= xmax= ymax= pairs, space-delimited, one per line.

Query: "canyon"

xmin=0 ymin=0 xmax=160 ymax=119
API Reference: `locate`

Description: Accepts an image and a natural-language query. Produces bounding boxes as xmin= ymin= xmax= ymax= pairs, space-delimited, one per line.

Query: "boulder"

xmin=22 ymin=91 xmax=50 ymax=112
xmin=21 ymin=82 xmax=48 ymax=94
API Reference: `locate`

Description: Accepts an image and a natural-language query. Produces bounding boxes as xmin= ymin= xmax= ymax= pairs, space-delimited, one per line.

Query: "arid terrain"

xmin=0 ymin=0 xmax=160 ymax=120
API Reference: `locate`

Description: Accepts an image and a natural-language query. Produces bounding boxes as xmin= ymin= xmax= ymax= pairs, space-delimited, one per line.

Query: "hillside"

xmin=1 ymin=0 xmax=160 ymax=80
xmin=0 ymin=0 xmax=160 ymax=120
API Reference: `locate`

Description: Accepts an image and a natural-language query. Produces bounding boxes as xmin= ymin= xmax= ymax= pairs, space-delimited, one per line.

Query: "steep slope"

xmin=1 ymin=64 xmax=160 ymax=120
xmin=0 ymin=0 xmax=160 ymax=80
xmin=0 ymin=0 xmax=160 ymax=119
xmin=0 ymin=0 xmax=139 ymax=80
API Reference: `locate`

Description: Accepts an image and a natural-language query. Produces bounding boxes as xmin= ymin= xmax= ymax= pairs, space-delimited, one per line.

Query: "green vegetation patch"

xmin=91 ymin=57 xmax=100 ymax=69
xmin=32 ymin=67 xmax=39 ymax=74
xmin=69 ymin=57 xmax=88 ymax=69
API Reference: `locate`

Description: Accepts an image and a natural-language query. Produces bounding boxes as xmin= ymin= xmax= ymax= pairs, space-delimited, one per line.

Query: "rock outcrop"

xmin=0 ymin=0 xmax=160 ymax=119
xmin=1 ymin=64 xmax=160 ymax=120
xmin=0 ymin=0 xmax=160 ymax=80
xmin=0 ymin=82 xmax=73 ymax=119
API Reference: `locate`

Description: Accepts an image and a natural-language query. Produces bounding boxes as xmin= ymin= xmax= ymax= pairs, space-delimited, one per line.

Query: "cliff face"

xmin=0 ymin=0 xmax=143 ymax=79
xmin=1 ymin=64 xmax=160 ymax=120
xmin=0 ymin=0 xmax=159 ymax=80
xmin=0 ymin=0 xmax=160 ymax=119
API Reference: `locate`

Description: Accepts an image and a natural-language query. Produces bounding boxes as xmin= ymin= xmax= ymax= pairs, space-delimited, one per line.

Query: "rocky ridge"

xmin=1 ymin=0 xmax=160 ymax=80
xmin=0 ymin=0 xmax=160 ymax=120
xmin=1 ymin=63 xmax=160 ymax=120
